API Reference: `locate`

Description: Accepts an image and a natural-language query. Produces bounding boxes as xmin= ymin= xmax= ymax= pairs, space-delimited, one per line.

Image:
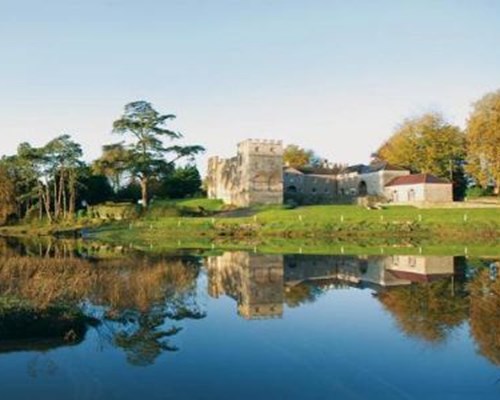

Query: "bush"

xmin=466 ymin=186 xmax=494 ymax=198
xmin=283 ymin=199 xmax=299 ymax=210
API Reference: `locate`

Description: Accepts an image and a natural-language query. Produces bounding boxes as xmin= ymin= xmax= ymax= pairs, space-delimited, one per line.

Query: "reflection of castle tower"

xmin=206 ymin=252 xmax=284 ymax=320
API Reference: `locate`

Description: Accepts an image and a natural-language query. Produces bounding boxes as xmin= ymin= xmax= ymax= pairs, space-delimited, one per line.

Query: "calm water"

xmin=0 ymin=239 xmax=498 ymax=399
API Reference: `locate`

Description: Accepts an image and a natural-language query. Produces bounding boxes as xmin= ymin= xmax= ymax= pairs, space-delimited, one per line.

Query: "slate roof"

xmin=342 ymin=164 xmax=372 ymax=174
xmin=369 ymin=162 xmax=408 ymax=172
xmin=385 ymin=173 xmax=450 ymax=187
xmin=341 ymin=162 xmax=407 ymax=174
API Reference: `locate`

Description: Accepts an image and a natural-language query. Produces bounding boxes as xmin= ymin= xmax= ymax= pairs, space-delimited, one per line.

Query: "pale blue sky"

xmin=1 ymin=0 xmax=499 ymax=172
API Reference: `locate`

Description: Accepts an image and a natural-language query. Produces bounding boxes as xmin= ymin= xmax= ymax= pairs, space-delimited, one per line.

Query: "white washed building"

xmin=384 ymin=174 xmax=453 ymax=203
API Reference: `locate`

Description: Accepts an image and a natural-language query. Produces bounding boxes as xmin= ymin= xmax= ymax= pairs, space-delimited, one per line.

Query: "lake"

xmin=0 ymin=239 xmax=498 ymax=399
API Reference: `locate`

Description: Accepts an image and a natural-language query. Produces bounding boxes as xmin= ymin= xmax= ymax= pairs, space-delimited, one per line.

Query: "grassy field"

xmin=1 ymin=198 xmax=498 ymax=251
xmin=92 ymin=199 xmax=500 ymax=249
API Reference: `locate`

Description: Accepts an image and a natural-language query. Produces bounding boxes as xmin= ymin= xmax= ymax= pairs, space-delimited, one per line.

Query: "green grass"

xmin=2 ymin=200 xmax=499 ymax=251
xmin=144 ymin=198 xmax=225 ymax=219
xmin=92 ymin=203 xmax=500 ymax=250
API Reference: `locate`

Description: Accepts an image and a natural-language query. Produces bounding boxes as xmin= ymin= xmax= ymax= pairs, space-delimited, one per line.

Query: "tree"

xmin=44 ymin=135 xmax=84 ymax=219
xmin=112 ymin=101 xmax=205 ymax=207
xmin=159 ymin=165 xmax=202 ymax=199
xmin=283 ymin=145 xmax=315 ymax=168
xmin=92 ymin=143 xmax=131 ymax=192
xmin=0 ymin=166 xmax=17 ymax=225
xmin=466 ymin=90 xmax=500 ymax=194
xmin=0 ymin=135 xmax=85 ymax=222
xmin=376 ymin=112 xmax=466 ymax=197
xmin=77 ymin=166 xmax=115 ymax=206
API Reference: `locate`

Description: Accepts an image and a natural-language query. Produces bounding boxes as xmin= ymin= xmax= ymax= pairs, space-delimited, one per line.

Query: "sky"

xmin=1 ymin=0 xmax=499 ymax=174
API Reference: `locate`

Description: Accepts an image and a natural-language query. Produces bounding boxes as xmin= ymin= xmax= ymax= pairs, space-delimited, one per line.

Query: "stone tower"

xmin=207 ymin=139 xmax=284 ymax=207
xmin=237 ymin=139 xmax=284 ymax=206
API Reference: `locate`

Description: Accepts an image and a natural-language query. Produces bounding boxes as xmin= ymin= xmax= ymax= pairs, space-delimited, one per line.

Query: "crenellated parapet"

xmin=237 ymin=139 xmax=284 ymax=158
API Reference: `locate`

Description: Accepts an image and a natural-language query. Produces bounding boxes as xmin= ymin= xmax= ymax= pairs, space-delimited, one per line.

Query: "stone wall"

xmin=207 ymin=139 xmax=284 ymax=207
xmin=337 ymin=170 xmax=410 ymax=197
xmin=284 ymin=169 xmax=338 ymax=204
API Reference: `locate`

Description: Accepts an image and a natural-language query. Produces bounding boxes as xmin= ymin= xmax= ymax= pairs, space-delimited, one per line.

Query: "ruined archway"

xmin=358 ymin=181 xmax=368 ymax=197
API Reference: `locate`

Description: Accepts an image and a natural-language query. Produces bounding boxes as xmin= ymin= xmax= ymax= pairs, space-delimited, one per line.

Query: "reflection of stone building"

xmin=206 ymin=252 xmax=457 ymax=319
xmin=206 ymin=252 xmax=284 ymax=319
xmin=207 ymin=140 xmax=453 ymax=207
xmin=385 ymin=255 xmax=455 ymax=282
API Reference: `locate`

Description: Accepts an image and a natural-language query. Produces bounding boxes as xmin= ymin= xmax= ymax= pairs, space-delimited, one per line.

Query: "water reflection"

xmin=207 ymin=253 xmax=461 ymax=318
xmin=0 ymin=242 xmax=205 ymax=366
xmin=207 ymin=251 xmax=500 ymax=367
xmin=0 ymin=237 xmax=498 ymax=371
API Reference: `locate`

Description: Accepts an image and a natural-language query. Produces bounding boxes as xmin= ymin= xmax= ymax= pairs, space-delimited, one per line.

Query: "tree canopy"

xmin=0 ymin=166 xmax=16 ymax=225
xmin=376 ymin=112 xmax=465 ymax=179
xmin=466 ymin=90 xmax=500 ymax=194
xmin=283 ymin=144 xmax=319 ymax=168
xmin=0 ymin=135 xmax=84 ymax=223
xmin=111 ymin=101 xmax=205 ymax=207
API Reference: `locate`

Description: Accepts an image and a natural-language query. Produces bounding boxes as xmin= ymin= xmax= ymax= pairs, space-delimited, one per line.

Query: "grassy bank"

xmin=1 ymin=199 xmax=498 ymax=249
xmin=93 ymin=199 xmax=500 ymax=248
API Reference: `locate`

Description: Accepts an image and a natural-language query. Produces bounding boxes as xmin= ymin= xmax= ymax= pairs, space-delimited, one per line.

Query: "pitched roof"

xmin=341 ymin=162 xmax=408 ymax=175
xmin=369 ymin=162 xmax=408 ymax=172
xmin=342 ymin=164 xmax=372 ymax=174
xmin=284 ymin=166 xmax=304 ymax=175
xmin=296 ymin=166 xmax=338 ymax=175
xmin=385 ymin=173 xmax=450 ymax=187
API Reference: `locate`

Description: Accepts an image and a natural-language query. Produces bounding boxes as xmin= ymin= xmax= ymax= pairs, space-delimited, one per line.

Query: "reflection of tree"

xmin=469 ymin=268 xmax=500 ymax=365
xmin=377 ymin=278 xmax=469 ymax=343
xmin=284 ymin=283 xmax=325 ymax=308
xmin=102 ymin=257 xmax=206 ymax=366
xmin=112 ymin=310 xmax=182 ymax=367
xmin=0 ymin=253 xmax=205 ymax=365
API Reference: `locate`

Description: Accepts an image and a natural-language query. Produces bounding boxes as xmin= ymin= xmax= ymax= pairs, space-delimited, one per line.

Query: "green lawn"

xmin=93 ymin=201 xmax=500 ymax=249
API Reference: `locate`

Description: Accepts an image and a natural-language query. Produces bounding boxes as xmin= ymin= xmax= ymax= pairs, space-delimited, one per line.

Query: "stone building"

xmin=384 ymin=174 xmax=453 ymax=204
xmin=207 ymin=140 xmax=452 ymax=207
xmin=336 ymin=163 xmax=410 ymax=197
xmin=207 ymin=139 xmax=284 ymax=207
xmin=283 ymin=166 xmax=338 ymax=204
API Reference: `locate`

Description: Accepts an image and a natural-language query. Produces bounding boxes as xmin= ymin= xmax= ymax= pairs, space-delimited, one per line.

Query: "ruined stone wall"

xmin=207 ymin=139 xmax=284 ymax=207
